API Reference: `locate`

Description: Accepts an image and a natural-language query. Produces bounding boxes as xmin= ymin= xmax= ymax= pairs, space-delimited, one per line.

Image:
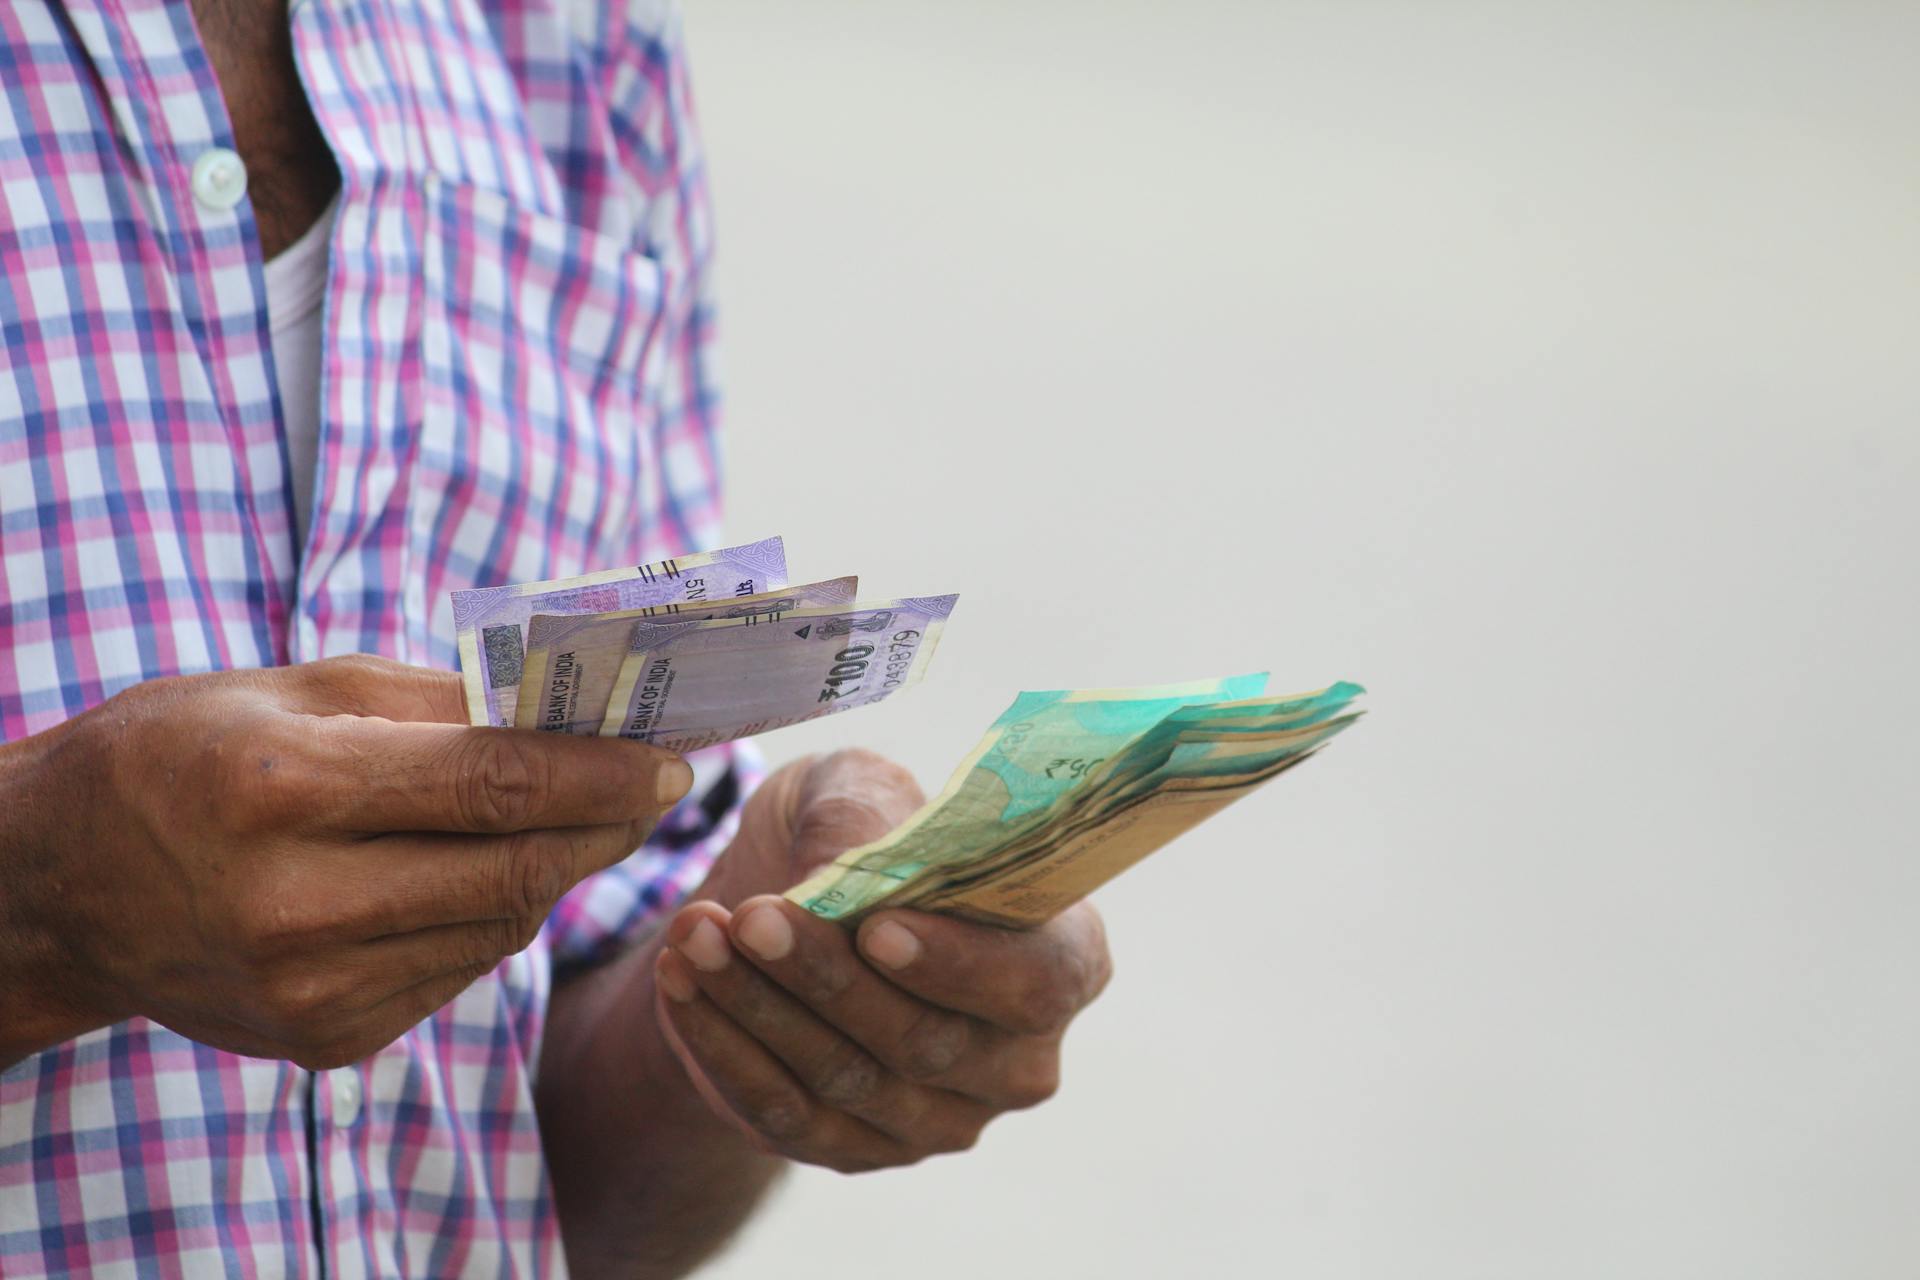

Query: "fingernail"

xmin=656 ymin=952 xmax=696 ymax=1003
xmin=657 ymin=758 xmax=695 ymax=805
xmin=862 ymin=919 xmax=921 ymax=971
xmin=680 ymin=918 xmax=731 ymax=972
xmin=735 ymin=906 xmax=793 ymax=962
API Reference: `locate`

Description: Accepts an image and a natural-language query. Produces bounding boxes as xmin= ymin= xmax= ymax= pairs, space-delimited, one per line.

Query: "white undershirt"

xmin=263 ymin=196 xmax=337 ymax=549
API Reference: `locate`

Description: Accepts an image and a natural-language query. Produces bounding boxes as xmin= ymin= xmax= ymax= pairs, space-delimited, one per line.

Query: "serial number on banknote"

xmin=817 ymin=628 xmax=926 ymax=705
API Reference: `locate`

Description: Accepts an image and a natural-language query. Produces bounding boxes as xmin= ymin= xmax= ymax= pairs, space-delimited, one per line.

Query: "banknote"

xmin=598 ymin=596 xmax=960 ymax=752
xmin=450 ymin=536 xmax=788 ymax=726
xmin=786 ymin=680 xmax=1364 ymax=927
xmin=788 ymin=674 xmax=1273 ymax=912
xmin=915 ymin=718 xmax=1358 ymax=925
xmin=514 ymin=577 xmax=860 ymax=734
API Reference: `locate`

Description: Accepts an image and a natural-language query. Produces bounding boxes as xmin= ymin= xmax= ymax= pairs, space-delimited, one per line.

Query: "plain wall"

xmin=680 ymin=2 xmax=1920 ymax=1276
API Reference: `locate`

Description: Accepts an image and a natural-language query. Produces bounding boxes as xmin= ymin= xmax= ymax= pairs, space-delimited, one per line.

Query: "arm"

xmin=535 ymin=751 xmax=1114 ymax=1278
xmin=538 ymin=935 xmax=783 ymax=1280
xmin=0 ymin=723 xmax=108 ymax=1065
xmin=0 ymin=656 xmax=688 ymax=1071
xmin=533 ymin=753 xmax=888 ymax=1276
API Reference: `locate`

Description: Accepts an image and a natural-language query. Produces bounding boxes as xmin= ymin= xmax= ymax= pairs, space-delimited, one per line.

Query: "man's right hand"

xmin=0 ymin=654 xmax=692 ymax=1070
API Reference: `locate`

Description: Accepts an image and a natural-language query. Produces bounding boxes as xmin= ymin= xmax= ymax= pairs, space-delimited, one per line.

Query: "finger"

xmin=287 ymin=654 xmax=471 ymax=724
xmin=301 ymin=714 xmax=693 ymax=834
xmin=202 ymin=954 xmax=497 ymax=1071
xmin=279 ymin=820 xmax=652 ymax=938
xmin=725 ymin=896 xmax=1055 ymax=1109
xmin=788 ymin=749 xmax=926 ymax=874
xmin=853 ymin=902 xmax=1114 ymax=1037
xmin=662 ymin=904 xmax=992 ymax=1149
xmin=312 ymin=958 xmax=500 ymax=1069
xmin=350 ymin=917 xmax=541 ymax=998
xmin=653 ymin=948 xmax=915 ymax=1174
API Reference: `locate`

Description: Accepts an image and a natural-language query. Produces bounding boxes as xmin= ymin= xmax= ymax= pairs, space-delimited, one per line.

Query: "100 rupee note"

xmin=451 ymin=536 xmax=789 ymax=726
xmin=514 ymin=577 xmax=859 ymax=733
xmin=599 ymin=596 xmax=960 ymax=752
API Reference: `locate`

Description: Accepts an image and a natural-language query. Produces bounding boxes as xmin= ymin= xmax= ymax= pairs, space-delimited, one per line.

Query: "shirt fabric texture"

xmin=0 ymin=0 xmax=740 ymax=1274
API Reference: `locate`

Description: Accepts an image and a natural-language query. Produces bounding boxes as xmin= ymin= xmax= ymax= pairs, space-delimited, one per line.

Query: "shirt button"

xmin=190 ymin=147 xmax=248 ymax=212
xmin=330 ymin=1070 xmax=363 ymax=1127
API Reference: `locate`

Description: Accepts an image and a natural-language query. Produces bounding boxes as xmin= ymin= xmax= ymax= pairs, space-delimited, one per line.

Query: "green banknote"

xmin=787 ymin=680 xmax=1365 ymax=927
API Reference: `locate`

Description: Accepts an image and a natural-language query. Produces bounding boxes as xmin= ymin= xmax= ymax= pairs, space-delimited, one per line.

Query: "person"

xmin=0 ymin=0 xmax=1113 ymax=1274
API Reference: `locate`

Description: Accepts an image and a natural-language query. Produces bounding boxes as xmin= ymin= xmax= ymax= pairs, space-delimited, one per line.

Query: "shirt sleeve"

xmin=543 ymin=0 xmax=744 ymax=979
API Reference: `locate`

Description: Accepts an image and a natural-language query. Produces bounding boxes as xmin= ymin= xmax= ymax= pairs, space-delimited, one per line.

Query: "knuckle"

xmin=298 ymin=655 xmax=373 ymax=705
xmin=263 ymin=970 xmax=341 ymax=1030
xmin=1003 ymin=1051 xmax=1062 ymax=1110
xmin=1007 ymin=932 xmax=1106 ymax=1034
xmin=453 ymin=734 xmax=546 ymax=831
xmin=290 ymin=1039 xmax=363 ymax=1072
xmin=461 ymin=919 xmax=533 ymax=969
xmin=933 ymin=1118 xmax=984 ymax=1155
xmin=1070 ymin=907 xmax=1115 ymax=1001
xmin=235 ymin=883 xmax=313 ymax=957
xmin=809 ymin=1045 xmax=883 ymax=1109
xmin=893 ymin=1007 xmax=972 ymax=1081
xmin=790 ymin=946 xmax=855 ymax=1006
xmin=497 ymin=835 xmax=570 ymax=921
xmin=822 ymin=747 xmax=919 ymax=797
xmin=1013 ymin=979 xmax=1079 ymax=1037
xmin=316 ymin=653 xmax=387 ymax=683
xmin=745 ymin=1087 xmax=813 ymax=1143
xmin=792 ymin=795 xmax=892 ymax=850
xmin=510 ymin=914 xmax=545 ymax=953
xmin=414 ymin=963 xmax=495 ymax=1021
xmin=1088 ymin=944 xmax=1115 ymax=1002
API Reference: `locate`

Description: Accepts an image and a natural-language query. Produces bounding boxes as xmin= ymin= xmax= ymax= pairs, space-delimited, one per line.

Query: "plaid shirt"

xmin=0 ymin=0 xmax=743 ymax=1273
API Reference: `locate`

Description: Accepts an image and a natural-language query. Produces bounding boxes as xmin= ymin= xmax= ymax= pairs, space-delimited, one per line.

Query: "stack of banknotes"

xmin=786 ymin=675 xmax=1364 ymax=928
xmin=453 ymin=536 xmax=1364 ymax=929
xmin=452 ymin=536 xmax=957 ymax=746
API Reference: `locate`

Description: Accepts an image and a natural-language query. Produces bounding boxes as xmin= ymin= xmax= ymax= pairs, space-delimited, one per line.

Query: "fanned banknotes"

xmin=515 ymin=577 xmax=861 ymax=734
xmin=599 ymin=595 xmax=958 ymax=752
xmin=451 ymin=537 xmax=791 ymax=727
xmin=452 ymin=536 xmax=958 ymax=749
xmin=786 ymin=678 xmax=1365 ymax=928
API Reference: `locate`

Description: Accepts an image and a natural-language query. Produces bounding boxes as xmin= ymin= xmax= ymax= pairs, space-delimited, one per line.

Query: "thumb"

xmin=789 ymin=749 xmax=926 ymax=875
xmin=285 ymin=654 xmax=471 ymax=724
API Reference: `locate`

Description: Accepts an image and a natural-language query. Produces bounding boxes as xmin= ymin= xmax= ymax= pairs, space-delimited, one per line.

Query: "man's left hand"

xmin=652 ymin=751 xmax=1113 ymax=1173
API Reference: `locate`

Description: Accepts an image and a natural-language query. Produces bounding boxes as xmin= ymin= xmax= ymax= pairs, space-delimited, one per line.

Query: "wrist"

xmin=0 ymin=722 xmax=116 ymax=1065
xmin=615 ymin=931 xmax=742 ymax=1137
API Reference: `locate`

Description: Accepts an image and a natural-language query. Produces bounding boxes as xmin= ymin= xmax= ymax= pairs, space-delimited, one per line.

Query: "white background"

xmin=682 ymin=2 xmax=1920 ymax=1276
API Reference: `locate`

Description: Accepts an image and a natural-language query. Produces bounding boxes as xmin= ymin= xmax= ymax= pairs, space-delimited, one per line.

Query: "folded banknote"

xmin=787 ymin=678 xmax=1365 ymax=928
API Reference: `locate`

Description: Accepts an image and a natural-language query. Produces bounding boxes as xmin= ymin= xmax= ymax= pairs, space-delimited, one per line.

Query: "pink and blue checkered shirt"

xmin=0 ymin=0 xmax=744 ymax=1273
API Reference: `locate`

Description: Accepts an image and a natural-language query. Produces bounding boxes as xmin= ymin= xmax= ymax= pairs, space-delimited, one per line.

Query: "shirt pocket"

xmin=413 ymin=173 xmax=668 ymax=607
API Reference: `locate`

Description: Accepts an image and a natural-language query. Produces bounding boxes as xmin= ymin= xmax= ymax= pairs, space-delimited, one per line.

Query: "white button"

xmin=330 ymin=1071 xmax=363 ymax=1127
xmin=190 ymin=148 xmax=248 ymax=211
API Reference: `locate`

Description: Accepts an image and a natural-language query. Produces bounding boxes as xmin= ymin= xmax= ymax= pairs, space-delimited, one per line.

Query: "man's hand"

xmin=653 ymin=751 xmax=1114 ymax=1172
xmin=0 ymin=655 xmax=690 ymax=1069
